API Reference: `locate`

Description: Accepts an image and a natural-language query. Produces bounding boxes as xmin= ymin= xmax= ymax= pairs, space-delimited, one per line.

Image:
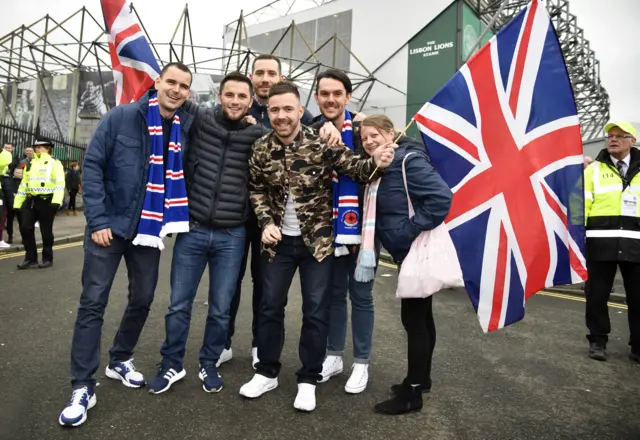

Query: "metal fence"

xmin=0 ymin=120 xmax=87 ymax=170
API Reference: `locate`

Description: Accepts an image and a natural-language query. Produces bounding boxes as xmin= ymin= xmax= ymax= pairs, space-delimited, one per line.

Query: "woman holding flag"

xmin=357 ymin=115 xmax=452 ymax=415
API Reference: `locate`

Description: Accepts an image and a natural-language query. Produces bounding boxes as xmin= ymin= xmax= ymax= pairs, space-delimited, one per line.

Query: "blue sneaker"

xmin=148 ymin=362 xmax=186 ymax=394
xmin=105 ymin=359 xmax=146 ymax=388
xmin=198 ymin=363 xmax=223 ymax=392
xmin=58 ymin=387 xmax=97 ymax=427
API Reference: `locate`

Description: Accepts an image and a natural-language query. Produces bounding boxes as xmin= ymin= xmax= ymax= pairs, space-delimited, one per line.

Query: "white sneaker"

xmin=294 ymin=383 xmax=316 ymax=412
xmin=105 ymin=359 xmax=146 ymax=388
xmin=58 ymin=387 xmax=97 ymax=427
xmin=35 ymin=221 xmax=40 ymax=228
xmin=239 ymin=374 xmax=278 ymax=399
xmin=251 ymin=347 xmax=259 ymax=370
xmin=0 ymin=241 xmax=10 ymax=249
xmin=344 ymin=363 xmax=369 ymax=394
xmin=216 ymin=348 xmax=233 ymax=367
xmin=319 ymin=355 xmax=343 ymax=383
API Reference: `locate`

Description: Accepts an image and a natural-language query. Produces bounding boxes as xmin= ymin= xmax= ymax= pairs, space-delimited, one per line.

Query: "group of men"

xmin=50 ymin=50 xmax=640 ymax=427
xmin=58 ymin=55 xmax=395 ymax=427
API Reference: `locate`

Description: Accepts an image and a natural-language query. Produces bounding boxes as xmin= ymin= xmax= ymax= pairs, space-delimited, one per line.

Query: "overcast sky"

xmin=2 ymin=0 xmax=637 ymax=122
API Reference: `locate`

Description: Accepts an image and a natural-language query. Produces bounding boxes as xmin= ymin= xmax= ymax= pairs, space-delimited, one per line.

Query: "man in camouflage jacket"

xmin=239 ymin=81 xmax=395 ymax=412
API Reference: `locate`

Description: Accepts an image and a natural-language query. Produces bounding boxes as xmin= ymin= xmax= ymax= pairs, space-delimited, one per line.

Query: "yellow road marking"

xmin=377 ymin=259 xmax=628 ymax=310
xmin=0 ymin=241 xmax=83 ymax=260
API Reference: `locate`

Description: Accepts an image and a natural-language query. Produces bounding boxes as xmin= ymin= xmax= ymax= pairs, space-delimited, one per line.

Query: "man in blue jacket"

xmin=58 ymin=62 xmax=193 ymax=428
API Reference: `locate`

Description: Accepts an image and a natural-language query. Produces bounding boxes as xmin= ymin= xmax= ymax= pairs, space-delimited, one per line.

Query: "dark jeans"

xmin=70 ymin=230 xmax=161 ymax=388
xmin=68 ymin=190 xmax=78 ymax=211
xmin=20 ymin=196 xmax=56 ymax=263
xmin=227 ymin=214 xmax=262 ymax=349
xmin=327 ymin=250 xmax=374 ymax=362
xmin=585 ymin=260 xmax=640 ymax=352
xmin=401 ymin=297 xmax=436 ymax=387
xmin=256 ymin=235 xmax=333 ymax=384
xmin=160 ymin=225 xmax=246 ymax=366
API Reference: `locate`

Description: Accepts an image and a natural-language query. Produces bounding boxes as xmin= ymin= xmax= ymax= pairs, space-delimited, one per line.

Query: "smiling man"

xmin=59 ymin=62 xmax=194 ymax=427
xmin=147 ymin=72 xmax=270 ymax=396
xmin=584 ymin=121 xmax=640 ymax=364
xmin=239 ymin=81 xmax=395 ymax=412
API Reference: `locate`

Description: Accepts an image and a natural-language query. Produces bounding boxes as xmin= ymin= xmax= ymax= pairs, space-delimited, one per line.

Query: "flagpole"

xmin=368 ymin=118 xmax=415 ymax=179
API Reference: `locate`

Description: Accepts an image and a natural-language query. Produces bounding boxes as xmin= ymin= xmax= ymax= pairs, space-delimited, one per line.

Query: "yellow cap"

xmin=604 ymin=121 xmax=637 ymax=138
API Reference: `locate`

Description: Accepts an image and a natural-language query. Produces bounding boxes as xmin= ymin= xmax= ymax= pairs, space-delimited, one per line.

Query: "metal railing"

xmin=0 ymin=120 xmax=87 ymax=170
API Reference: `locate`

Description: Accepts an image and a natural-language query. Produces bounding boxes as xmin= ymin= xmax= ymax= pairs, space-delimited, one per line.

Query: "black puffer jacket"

xmin=183 ymin=101 xmax=269 ymax=228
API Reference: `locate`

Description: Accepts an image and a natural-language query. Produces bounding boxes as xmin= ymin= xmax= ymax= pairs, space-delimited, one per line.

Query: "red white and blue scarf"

xmin=332 ymin=110 xmax=361 ymax=256
xmin=132 ymin=93 xmax=189 ymax=250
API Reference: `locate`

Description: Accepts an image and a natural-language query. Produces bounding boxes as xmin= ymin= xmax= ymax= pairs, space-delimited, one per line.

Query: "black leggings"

xmin=401 ymin=297 xmax=436 ymax=387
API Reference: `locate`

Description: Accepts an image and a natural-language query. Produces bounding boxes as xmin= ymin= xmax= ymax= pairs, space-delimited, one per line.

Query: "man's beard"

xmin=222 ymin=106 xmax=247 ymax=121
xmin=273 ymin=118 xmax=299 ymax=140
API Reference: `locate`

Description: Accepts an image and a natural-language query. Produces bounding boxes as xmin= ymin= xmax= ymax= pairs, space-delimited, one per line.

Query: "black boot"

xmin=390 ymin=378 xmax=431 ymax=395
xmin=588 ymin=342 xmax=607 ymax=361
xmin=17 ymin=260 xmax=39 ymax=270
xmin=7 ymin=235 xmax=12 ymax=245
xmin=374 ymin=384 xmax=423 ymax=415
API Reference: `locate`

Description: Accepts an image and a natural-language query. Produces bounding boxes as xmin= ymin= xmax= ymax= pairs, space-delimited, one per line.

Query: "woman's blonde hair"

xmin=360 ymin=114 xmax=396 ymax=136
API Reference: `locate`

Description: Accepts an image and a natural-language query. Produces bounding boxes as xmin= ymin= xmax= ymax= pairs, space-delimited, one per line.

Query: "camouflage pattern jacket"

xmin=249 ymin=125 xmax=383 ymax=262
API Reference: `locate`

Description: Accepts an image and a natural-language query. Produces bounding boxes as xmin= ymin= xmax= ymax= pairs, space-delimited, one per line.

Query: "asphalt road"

xmin=0 ymin=241 xmax=638 ymax=440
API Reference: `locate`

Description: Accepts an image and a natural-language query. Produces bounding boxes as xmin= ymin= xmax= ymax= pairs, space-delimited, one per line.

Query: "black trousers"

xmin=585 ymin=260 xmax=640 ymax=352
xmin=20 ymin=196 xmax=56 ymax=263
xmin=401 ymin=297 xmax=436 ymax=387
xmin=68 ymin=190 xmax=78 ymax=211
xmin=227 ymin=214 xmax=263 ymax=349
xmin=256 ymin=235 xmax=333 ymax=384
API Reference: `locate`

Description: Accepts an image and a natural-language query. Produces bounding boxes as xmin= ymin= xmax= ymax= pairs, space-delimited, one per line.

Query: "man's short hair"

xmin=252 ymin=54 xmax=282 ymax=75
xmin=315 ymin=69 xmax=352 ymax=95
xmin=160 ymin=62 xmax=193 ymax=83
xmin=220 ymin=72 xmax=254 ymax=95
xmin=268 ymin=81 xmax=300 ymax=100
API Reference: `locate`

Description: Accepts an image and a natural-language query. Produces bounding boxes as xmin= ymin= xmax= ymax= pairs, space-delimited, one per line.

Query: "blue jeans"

xmin=71 ymin=230 xmax=161 ymax=388
xmin=327 ymin=250 xmax=374 ymax=363
xmin=160 ymin=225 xmax=245 ymax=366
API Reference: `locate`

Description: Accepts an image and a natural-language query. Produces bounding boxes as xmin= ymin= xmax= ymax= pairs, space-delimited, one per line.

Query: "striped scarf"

xmin=332 ymin=110 xmax=361 ymax=256
xmin=132 ymin=93 xmax=189 ymax=250
xmin=354 ymin=179 xmax=380 ymax=282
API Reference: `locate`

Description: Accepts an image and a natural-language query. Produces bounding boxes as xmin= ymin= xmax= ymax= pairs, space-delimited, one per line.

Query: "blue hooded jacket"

xmin=376 ymin=136 xmax=453 ymax=262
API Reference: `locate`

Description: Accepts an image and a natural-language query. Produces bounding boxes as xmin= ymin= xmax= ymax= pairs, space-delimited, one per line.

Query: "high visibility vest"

xmin=0 ymin=149 xmax=11 ymax=176
xmin=584 ymin=149 xmax=640 ymax=262
xmin=13 ymin=152 xmax=65 ymax=209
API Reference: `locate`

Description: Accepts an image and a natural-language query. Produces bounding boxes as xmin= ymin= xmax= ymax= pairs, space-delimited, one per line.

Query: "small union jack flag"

xmin=416 ymin=0 xmax=587 ymax=332
xmin=100 ymin=0 xmax=161 ymax=105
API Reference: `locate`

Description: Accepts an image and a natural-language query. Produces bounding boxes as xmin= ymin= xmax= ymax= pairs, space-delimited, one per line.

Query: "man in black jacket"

xmin=148 ymin=72 xmax=270 ymax=395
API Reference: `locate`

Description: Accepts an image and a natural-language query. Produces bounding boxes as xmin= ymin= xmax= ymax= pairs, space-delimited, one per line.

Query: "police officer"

xmin=13 ymin=140 xmax=65 ymax=269
xmin=584 ymin=121 xmax=640 ymax=363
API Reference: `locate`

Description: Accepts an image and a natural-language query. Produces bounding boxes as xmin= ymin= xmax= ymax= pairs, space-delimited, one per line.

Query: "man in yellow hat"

xmin=583 ymin=121 xmax=639 ymax=363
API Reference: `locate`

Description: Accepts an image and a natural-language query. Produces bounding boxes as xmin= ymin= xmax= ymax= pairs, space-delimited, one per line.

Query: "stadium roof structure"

xmin=0 ymin=0 xmax=609 ymax=140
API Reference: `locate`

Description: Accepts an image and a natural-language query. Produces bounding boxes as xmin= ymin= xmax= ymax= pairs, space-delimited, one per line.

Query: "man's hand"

xmin=583 ymin=156 xmax=593 ymax=168
xmin=244 ymin=115 xmax=257 ymax=125
xmin=262 ymin=223 xmax=282 ymax=245
xmin=372 ymin=143 xmax=398 ymax=169
xmin=353 ymin=112 xmax=367 ymax=123
xmin=92 ymin=228 xmax=113 ymax=247
xmin=319 ymin=122 xmax=342 ymax=146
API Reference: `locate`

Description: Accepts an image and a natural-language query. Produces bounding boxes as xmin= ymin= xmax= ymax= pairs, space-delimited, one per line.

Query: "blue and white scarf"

xmin=132 ymin=93 xmax=189 ymax=250
xmin=331 ymin=110 xmax=361 ymax=256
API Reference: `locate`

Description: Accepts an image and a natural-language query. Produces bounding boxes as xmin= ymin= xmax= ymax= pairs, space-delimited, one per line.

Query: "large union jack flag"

xmin=415 ymin=0 xmax=588 ymax=332
xmin=100 ymin=0 xmax=160 ymax=105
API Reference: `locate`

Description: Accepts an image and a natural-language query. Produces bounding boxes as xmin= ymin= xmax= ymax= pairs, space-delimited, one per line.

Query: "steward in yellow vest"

xmin=583 ymin=121 xmax=640 ymax=363
xmin=13 ymin=140 xmax=65 ymax=269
